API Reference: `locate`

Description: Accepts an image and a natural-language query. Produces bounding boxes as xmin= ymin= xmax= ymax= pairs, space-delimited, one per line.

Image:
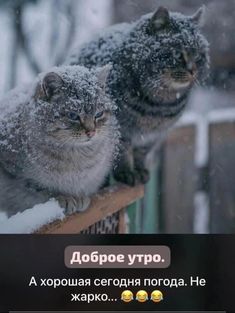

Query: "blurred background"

xmin=0 ymin=0 xmax=235 ymax=233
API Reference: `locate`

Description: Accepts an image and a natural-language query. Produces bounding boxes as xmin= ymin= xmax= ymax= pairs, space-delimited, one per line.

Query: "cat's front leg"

xmin=57 ymin=195 xmax=91 ymax=215
xmin=114 ymin=141 xmax=149 ymax=186
xmin=113 ymin=141 xmax=136 ymax=186
xmin=133 ymin=146 xmax=151 ymax=184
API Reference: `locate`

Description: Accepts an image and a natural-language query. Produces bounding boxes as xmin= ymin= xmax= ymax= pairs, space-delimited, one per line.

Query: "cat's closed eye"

xmin=194 ymin=54 xmax=203 ymax=65
xmin=95 ymin=111 xmax=104 ymax=119
xmin=68 ymin=111 xmax=80 ymax=121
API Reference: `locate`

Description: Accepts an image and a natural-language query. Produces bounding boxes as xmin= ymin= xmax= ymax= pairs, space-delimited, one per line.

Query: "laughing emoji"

xmin=136 ymin=290 xmax=148 ymax=302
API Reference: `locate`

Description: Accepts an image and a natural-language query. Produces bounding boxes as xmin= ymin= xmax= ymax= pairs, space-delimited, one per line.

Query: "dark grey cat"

xmin=0 ymin=65 xmax=119 ymax=217
xmin=67 ymin=6 xmax=210 ymax=185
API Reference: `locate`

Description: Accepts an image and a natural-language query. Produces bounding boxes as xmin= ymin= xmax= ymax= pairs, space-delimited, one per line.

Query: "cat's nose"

xmin=187 ymin=62 xmax=196 ymax=75
xmin=86 ymin=130 xmax=96 ymax=138
xmin=83 ymin=117 xmax=96 ymax=137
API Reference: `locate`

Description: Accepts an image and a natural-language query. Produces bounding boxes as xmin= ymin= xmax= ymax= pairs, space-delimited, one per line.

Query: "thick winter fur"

xmin=68 ymin=6 xmax=210 ymax=185
xmin=0 ymin=65 xmax=119 ymax=217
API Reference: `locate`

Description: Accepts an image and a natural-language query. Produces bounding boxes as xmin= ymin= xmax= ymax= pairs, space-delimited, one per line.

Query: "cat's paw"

xmin=114 ymin=168 xmax=150 ymax=186
xmin=135 ymin=167 xmax=150 ymax=184
xmin=57 ymin=195 xmax=91 ymax=215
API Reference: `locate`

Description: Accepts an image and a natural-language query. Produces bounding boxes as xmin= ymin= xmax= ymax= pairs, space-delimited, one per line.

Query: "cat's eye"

xmin=68 ymin=111 xmax=80 ymax=121
xmin=194 ymin=55 xmax=201 ymax=63
xmin=95 ymin=111 xmax=104 ymax=119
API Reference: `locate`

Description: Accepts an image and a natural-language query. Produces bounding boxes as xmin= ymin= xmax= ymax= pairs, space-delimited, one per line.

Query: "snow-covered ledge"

xmin=0 ymin=184 xmax=144 ymax=234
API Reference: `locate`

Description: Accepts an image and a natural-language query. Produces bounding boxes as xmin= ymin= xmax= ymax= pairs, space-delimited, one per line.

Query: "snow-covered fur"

xmin=68 ymin=6 xmax=210 ymax=185
xmin=0 ymin=65 xmax=119 ymax=217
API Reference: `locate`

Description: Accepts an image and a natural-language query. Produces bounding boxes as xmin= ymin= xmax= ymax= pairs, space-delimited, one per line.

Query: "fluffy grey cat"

xmin=67 ymin=6 xmax=210 ymax=185
xmin=0 ymin=65 xmax=119 ymax=217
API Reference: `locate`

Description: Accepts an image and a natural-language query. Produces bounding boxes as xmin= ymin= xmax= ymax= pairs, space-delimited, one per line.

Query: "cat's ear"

xmin=42 ymin=72 xmax=64 ymax=99
xmin=190 ymin=6 xmax=206 ymax=27
xmin=96 ymin=64 xmax=112 ymax=90
xmin=150 ymin=6 xmax=170 ymax=32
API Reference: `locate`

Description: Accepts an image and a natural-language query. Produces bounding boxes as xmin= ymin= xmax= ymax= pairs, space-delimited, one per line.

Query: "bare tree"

xmin=1 ymin=0 xmax=78 ymax=89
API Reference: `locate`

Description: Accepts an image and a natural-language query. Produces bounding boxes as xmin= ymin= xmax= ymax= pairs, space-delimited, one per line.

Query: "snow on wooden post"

xmin=36 ymin=184 xmax=144 ymax=234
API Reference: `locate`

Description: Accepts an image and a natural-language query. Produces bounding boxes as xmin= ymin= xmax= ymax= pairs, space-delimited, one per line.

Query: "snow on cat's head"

xmin=34 ymin=65 xmax=116 ymax=147
xmin=127 ymin=6 xmax=210 ymax=109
